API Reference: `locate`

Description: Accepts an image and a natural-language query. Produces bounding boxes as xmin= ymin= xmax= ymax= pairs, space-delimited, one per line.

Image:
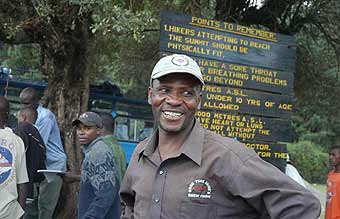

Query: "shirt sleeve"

xmin=120 ymin=144 xmax=140 ymax=219
xmin=226 ymin=154 xmax=321 ymax=219
xmin=36 ymin=113 xmax=54 ymax=146
xmin=120 ymin=164 xmax=135 ymax=219
xmin=16 ymin=137 xmax=29 ymax=184
xmin=82 ymin=150 xmax=119 ymax=219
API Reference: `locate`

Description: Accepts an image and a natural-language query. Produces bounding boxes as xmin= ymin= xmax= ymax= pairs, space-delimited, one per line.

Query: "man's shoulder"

xmin=102 ymin=134 xmax=119 ymax=145
xmin=328 ymin=170 xmax=340 ymax=180
xmin=17 ymin=122 xmax=45 ymax=143
xmin=0 ymin=129 xmax=25 ymax=153
xmin=103 ymin=135 xmax=125 ymax=153
xmin=37 ymin=105 xmax=55 ymax=120
xmin=1 ymin=128 xmax=23 ymax=141
xmin=84 ymin=138 xmax=118 ymax=173
xmin=135 ymin=137 xmax=150 ymax=153
xmin=90 ymin=138 xmax=114 ymax=157
xmin=16 ymin=121 xmax=37 ymax=132
xmin=92 ymin=137 xmax=110 ymax=147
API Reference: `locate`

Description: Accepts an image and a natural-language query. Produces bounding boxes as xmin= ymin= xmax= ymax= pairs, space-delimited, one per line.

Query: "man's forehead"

xmin=77 ymin=123 xmax=96 ymax=128
xmin=154 ymin=73 xmax=202 ymax=85
xmin=331 ymin=148 xmax=340 ymax=154
xmin=20 ymin=93 xmax=35 ymax=101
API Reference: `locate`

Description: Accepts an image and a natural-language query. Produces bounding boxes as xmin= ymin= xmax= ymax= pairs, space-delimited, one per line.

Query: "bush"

xmin=287 ymin=140 xmax=329 ymax=184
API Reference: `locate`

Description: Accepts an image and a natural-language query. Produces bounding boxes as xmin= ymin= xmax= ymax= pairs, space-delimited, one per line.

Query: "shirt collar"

xmin=37 ymin=104 xmax=43 ymax=112
xmin=138 ymin=119 xmax=205 ymax=166
xmin=81 ymin=136 xmax=103 ymax=154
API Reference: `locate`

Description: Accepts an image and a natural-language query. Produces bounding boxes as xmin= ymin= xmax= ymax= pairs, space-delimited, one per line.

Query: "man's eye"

xmin=158 ymin=88 xmax=169 ymax=93
xmin=182 ymin=91 xmax=193 ymax=97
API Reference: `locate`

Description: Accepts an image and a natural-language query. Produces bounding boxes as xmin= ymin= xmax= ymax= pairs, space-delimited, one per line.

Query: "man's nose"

xmin=165 ymin=92 xmax=183 ymax=105
xmin=77 ymin=129 xmax=85 ymax=135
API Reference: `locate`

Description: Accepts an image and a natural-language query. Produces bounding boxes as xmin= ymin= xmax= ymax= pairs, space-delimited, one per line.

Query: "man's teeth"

xmin=163 ymin=111 xmax=182 ymax=118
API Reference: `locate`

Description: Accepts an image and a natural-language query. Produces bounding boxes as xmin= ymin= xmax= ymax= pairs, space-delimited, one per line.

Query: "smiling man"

xmin=72 ymin=112 xmax=120 ymax=219
xmin=120 ymin=54 xmax=321 ymax=219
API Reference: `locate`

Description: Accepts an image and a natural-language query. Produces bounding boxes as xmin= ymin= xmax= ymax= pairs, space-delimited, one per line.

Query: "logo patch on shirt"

xmin=188 ymin=179 xmax=211 ymax=199
xmin=0 ymin=146 xmax=13 ymax=185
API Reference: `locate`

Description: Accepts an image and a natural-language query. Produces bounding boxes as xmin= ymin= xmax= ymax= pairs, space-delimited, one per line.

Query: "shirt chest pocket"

xmin=180 ymin=202 xmax=217 ymax=219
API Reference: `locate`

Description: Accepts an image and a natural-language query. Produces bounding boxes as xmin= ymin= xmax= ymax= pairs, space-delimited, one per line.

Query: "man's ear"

xmin=197 ymin=92 xmax=202 ymax=110
xmin=148 ymin=87 xmax=152 ymax=105
xmin=96 ymin=128 xmax=102 ymax=136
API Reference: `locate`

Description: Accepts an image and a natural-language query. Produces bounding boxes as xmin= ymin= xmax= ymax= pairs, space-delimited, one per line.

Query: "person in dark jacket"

xmin=15 ymin=107 xmax=46 ymax=218
xmin=73 ymin=111 xmax=120 ymax=219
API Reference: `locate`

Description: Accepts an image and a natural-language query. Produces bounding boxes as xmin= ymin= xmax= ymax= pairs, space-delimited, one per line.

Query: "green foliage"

xmin=0 ymin=44 xmax=45 ymax=81
xmin=73 ymin=0 xmax=160 ymax=97
xmin=292 ymin=31 xmax=340 ymax=152
xmin=91 ymin=6 xmax=156 ymax=41
xmin=287 ymin=141 xmax=329 ymax=183
xmin=94 ymin=30 xmax=159 ymax=99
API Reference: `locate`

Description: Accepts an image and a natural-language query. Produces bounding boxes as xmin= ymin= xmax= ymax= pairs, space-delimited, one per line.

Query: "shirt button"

xmin=159 ymin=170 xmax=164 ymax=175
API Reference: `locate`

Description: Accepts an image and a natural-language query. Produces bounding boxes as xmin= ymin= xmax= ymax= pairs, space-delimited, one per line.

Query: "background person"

xmin=325 ymin=144 xmax=340 ymax=219
xmin=73 ymin=111 xmax=120 ymax=219
xmin=19 ymin=87 xmax=67 ymax=219
xmin=120 ymin=54 xmax=321 ymax=219
xmin=14 ymin=107 xmax=46 ymax=219
xmin=0 ymin=96 xmax=28 ymax=219
xmin=99 ymin=112 xmax=126 ymax=183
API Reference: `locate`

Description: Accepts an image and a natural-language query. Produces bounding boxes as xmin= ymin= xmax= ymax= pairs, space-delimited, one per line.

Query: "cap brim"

xmin=72 ymin=118 xmax=96 ymax=127
xmin=150 ymin=69 xmax=205 ymax=86
xmin=72 ymin=119 xmax=81 ymax=126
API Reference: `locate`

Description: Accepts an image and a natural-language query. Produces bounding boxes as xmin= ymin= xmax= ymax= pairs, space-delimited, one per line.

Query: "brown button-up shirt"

xmin=120 ymin=120 xmax=320 ymax=219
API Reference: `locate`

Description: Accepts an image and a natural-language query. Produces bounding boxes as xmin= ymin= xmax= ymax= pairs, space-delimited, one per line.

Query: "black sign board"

xmin=243 ymin=141 xmax=287 ymax=172
xmin=196 ymin=110 xmax=292 ymax=142
xmin=242 ymin=141 xmax=287 ymax=172
xmin=195 ymin=57 xmax=294 ymax=95
xmin=202 ymin=85 xmax=293 ymax=118
xmin=160 ymin=11 xmax=296 ymax=72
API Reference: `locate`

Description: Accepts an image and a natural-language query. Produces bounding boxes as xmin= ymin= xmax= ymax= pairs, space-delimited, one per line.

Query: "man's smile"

xmin=162 ymin=110 xmax=184 ymax=120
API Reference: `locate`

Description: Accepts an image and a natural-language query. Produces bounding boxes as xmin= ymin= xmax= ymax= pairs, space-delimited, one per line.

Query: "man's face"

xmin=148 ymin=73 xmax=202 ymax=134
xmin=19 ymin=93 xmax=38 ymax=109
xmin=329 ymin=148 xmax=340 ymax=168
xmin=76 ymin=123 xmax=101 ymax=145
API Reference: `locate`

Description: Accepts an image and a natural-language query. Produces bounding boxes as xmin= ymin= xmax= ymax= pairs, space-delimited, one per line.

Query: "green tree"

xmin=287 ymin=141 xmax=329 ymax=183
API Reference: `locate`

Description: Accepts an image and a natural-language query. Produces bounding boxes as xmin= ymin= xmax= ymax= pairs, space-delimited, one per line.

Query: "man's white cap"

xmin=150 ymin=54 xmax=204 ymax=86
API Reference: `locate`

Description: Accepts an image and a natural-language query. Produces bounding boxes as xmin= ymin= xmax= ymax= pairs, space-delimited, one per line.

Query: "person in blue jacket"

xmin=72 ymin=111 xmax=120 ymax=219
